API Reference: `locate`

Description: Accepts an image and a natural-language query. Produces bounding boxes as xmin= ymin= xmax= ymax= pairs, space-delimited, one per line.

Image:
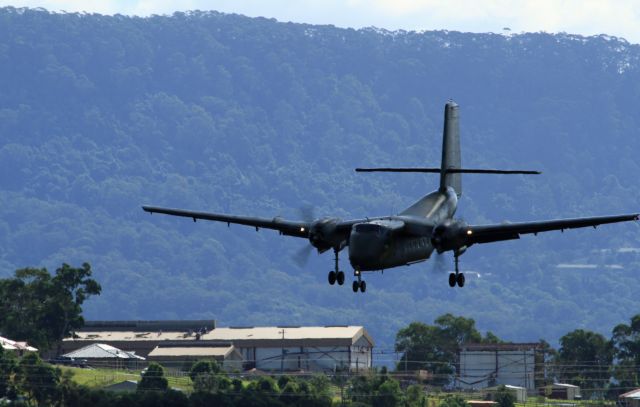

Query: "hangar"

xmin=457 ymin=343 xmax=542 ymax=391
xmin=61 ymin=320 xmax=373 ymax=372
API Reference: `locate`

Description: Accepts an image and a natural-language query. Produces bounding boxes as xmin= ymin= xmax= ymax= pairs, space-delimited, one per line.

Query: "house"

xmin=539 ymin=383 xmax=581 ymax=400
xmin=62 ymin=343 xmax=145 ymax=369
xmin=147 ymin=343 xmax=243 ymax=372
xmin=620 ymin=388 xmax=640 ymax=407
xmin=0 ymin=335 xmax=38 ymax=356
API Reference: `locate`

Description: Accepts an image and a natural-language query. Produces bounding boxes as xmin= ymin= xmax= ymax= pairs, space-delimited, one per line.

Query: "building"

xmin=539 ymin=383 xmax=581 ymax=400
xmin=103 ymin=380 xmax=138 ymax=393
xmin=457 ymin=343 xmax=541 ymax=391
xmin=0 ymin=335 xmax=38 ymax=356
xmin=63 ymin=343 xmax=145 ymax=369
xmin=201 ymin=326 xmax=373 ymax=372
xmin=486 ymin=384 xmax=527 ymax=403
xmin=147 ymin=343 xmax=243 ymax=372
xmin=62 ymin=320 xmax=216 ymax=358
xmin=62 ymin=321 xmax=374 ymax=372
xmin=620 ymin=388 xmax=640 ymax=407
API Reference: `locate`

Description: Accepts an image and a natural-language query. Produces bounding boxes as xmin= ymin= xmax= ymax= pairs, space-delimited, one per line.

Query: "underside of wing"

xmin=142 ymin=205 xmax=310 ymax=238
xmin=468 ymin=213 xmax=639 ymax=245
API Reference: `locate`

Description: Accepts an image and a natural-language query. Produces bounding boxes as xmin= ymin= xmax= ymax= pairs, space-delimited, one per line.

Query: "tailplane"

xmin=355 ymin=101 xmax=540 ymax=190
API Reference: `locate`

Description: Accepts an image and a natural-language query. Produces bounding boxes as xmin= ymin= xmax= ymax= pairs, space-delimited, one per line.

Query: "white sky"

xmin=2 ymin=0 xmax=639 ymax=44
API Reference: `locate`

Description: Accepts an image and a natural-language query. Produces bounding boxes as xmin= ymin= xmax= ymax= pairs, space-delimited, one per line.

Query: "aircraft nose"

xmin=348 ymin=230 xmax=383 ymax=270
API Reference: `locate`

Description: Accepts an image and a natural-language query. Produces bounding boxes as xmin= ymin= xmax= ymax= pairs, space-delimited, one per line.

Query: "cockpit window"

xmin=355 ymin=223 xmax=382 ymax=234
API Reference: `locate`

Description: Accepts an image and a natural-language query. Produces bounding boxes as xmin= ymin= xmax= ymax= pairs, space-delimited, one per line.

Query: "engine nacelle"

xmin=308 ymin=217 xmax=343 ymax=253
xmin=430 ymin=219 xmax=470 ymax=254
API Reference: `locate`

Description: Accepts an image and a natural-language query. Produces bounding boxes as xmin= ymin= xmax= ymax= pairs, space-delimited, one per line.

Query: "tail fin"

xmin=440 ymin=101 xmax=462 ymax=196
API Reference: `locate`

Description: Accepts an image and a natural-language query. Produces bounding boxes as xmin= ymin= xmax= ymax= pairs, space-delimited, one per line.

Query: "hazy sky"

xmin=2 ymin=0 xmax=639 ymax=44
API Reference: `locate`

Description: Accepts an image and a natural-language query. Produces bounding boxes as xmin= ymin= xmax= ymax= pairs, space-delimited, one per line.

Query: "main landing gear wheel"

xmin=328 ymin=271 xmax=336 ymax=285
xmin=448 ymin=253 xmax=465 ymax=287
xmin=328 ymin=248 xmax=345 ymax=286
xmin=352 ymin=280 xmax=367 ymax=293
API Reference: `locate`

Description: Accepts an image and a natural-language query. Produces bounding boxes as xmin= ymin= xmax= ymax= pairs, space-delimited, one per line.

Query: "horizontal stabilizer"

xmin=355 ymin=167 xmax=540 ymax=175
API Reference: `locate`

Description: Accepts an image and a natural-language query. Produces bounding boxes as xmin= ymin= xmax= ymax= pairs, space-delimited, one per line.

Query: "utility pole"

xmin=280 ymin=329 xmax=285 ymax=375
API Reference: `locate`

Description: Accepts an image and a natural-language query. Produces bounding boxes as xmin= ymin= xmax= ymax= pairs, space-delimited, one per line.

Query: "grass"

xmin=60 ymin=366 xmax=194 ymax=392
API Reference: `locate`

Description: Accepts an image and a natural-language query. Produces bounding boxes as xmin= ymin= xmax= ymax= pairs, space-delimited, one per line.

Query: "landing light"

xmin=300 ymin=227 xmax=305 ymax=232
xmin=466 ymin=230 xmax=473 ymax=235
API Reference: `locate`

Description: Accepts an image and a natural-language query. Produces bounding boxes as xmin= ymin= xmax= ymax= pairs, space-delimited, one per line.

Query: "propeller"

xmin=293 ymin=244 xmax=314 ymax=267
xmin=430 ymin=251 xmax=448 ymax=274
xmin=293 ymin=204 xmax=317 ymax=267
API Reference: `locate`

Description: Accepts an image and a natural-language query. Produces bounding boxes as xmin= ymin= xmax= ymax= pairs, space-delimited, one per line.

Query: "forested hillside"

xmin=1 ymin=7 xmax=639 ymax=352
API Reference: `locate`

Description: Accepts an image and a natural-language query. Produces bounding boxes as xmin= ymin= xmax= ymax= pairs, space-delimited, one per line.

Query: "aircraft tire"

xmin=457 ymin=272 xmax=465 ymax=287
xmin=448 ymin=273 xmax=456 ymax=287
xmin=352 ymin=281 xmax=359 ymax=293
xmin=360 ymin=280 xmax=366 ymax=293
xmin=328 ymin=271 xmax=336 ymax=285
xmin=337 ymin=271 xmax=345 ymax=285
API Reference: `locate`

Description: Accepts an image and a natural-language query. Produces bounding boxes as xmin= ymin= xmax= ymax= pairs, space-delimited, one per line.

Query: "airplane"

xmin=142 ymin=101 xmax=639 ymax=294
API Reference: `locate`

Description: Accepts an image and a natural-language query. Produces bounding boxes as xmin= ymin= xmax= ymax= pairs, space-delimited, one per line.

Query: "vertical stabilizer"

xmin=440 ymin=101 xmax=462 ymax=197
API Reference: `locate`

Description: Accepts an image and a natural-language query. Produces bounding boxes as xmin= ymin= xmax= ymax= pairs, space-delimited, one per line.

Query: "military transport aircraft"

xmin=143 ymin=101 xmax=638 ymax=293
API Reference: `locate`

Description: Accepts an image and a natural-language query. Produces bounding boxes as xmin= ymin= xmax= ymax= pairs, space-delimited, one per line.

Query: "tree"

xmin=439 ymin=394 xmax=468 ymax=407
xmin=395 ymin=315 xmax=487 ymax=386
xmin=493 ymin=385 xmax=515 ymax=407
xmin=0 ymin=263 xmax=101 ymax=351
xmin=189 ymin=360 xmax=230 ymax=393
xmin=0 ymin=345 xmax=17 ymax=400
xmin=556 ymin=329 xmax=613 ymax=398
xmin=611 ymin=315 xmax=640 ymax=394
xmin=15 ymin=352 xmax=61 ymax=406
xmin=137 ymin=362 xmax=168 ymax=392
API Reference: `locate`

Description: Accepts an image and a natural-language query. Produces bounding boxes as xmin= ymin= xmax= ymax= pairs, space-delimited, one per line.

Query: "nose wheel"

xmin=352 ymin=270 xmax=366 ymax=293
xmin=449 ymin=254 xmax=465 ymax=288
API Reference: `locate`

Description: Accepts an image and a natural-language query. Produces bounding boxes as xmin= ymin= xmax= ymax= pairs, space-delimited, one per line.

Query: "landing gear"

xmin=328 ymin=270 xmax=345 ymax=285
xmin=328 ymin=248 xmax=345 ymax=286
xmin=352 ymin=270 xmax=366 ymax=293
xmin=449 ymin=252 xmax=465 ymax=288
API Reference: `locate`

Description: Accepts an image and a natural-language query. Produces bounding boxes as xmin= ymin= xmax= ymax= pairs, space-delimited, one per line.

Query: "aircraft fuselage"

xmin=348 ymin=187 xmax=458 ymax=271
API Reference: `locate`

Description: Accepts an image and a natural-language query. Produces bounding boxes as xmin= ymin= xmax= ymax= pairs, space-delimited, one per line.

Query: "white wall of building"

xmin=458 ymin=349 xmax=536 ymax=390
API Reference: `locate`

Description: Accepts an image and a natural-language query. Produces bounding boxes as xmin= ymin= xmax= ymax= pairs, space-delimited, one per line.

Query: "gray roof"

xmin=63 ymin=343 xmax=145 ymax=360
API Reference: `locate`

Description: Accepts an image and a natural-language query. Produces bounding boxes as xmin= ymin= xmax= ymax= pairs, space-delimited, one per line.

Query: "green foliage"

xmin=348 ymin=368 xmax=403 ymax=407
xmin=0 ymin=345 xmax=17 ymax=400
xmin=405 ymin=384 xmax=427 ymax=407
xmin=439 ymin=394 xmax=468 ymax=407
xmin=189 ymin=360 xmax=230 ymax=393
xmin=493 ymin=385 xmax=515 ymax=407
xmin=395 ymin=315 xmax=489 ymax=385
xmin=611 ymin=314 xmax=640 ymax=393
xmin=0 ymin=263 xmax=100 ymax=351
xmin=15 ymin=352 xmax=61 ymax=406
xmin=137 ymin=362 xmax=168 ymax=392
xmin=555 ymin=329 xmax=613 ymax=398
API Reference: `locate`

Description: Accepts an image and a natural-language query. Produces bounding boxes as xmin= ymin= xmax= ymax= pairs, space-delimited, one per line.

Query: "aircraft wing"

xmin=142 ymin=205 xmax=311 ymax=238
xmin=467 ymin=213 xmax=639 ymax=245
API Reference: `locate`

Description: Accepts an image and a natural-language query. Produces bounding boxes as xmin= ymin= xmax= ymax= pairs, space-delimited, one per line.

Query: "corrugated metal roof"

xmin=63 ymin=343 xmax=145 ymax=360
xmin=66 ymin=326 xmax=374 ymax=346
xmin=0 ymin=336 xmax=37 ymax=352
xmin=620 ymin=389 xmax=640 ymax=399
xmin=202 ymin=326 xmax=372 ymax=344
xmin=148 ymin=345 xmax=234 ymax=358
